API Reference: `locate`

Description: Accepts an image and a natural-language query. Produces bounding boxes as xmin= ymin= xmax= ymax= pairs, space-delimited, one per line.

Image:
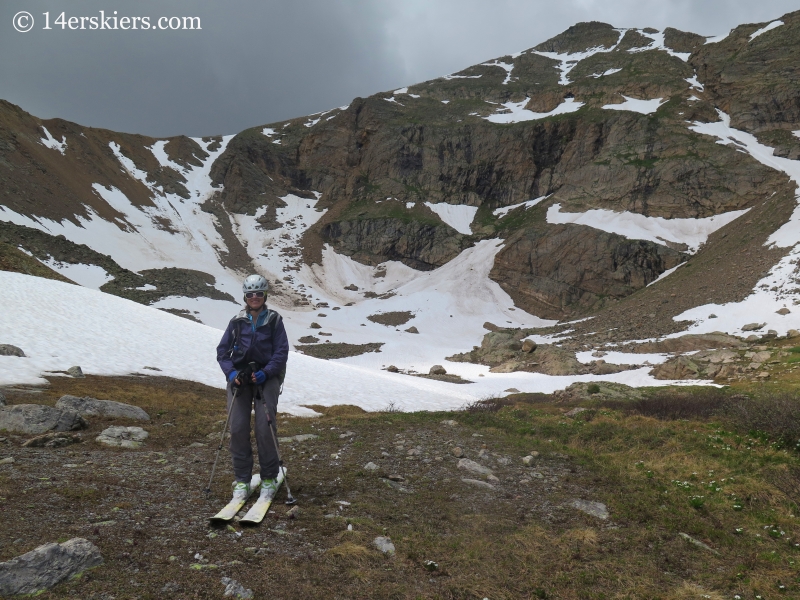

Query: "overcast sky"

xmin=2 ymin=0 xmax=797 ymax=138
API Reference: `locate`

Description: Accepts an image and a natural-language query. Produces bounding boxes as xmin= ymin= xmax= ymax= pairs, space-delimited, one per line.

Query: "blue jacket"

xmin=216 ymin=308 xmax=289 ymax=381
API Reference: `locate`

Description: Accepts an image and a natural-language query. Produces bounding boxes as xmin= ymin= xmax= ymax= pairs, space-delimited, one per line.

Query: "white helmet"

xmin=242 ymin=274 xmax=269 ymax=294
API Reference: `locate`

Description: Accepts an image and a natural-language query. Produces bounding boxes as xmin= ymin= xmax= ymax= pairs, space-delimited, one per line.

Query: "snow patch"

xmin=589 ymin=68 xmax=622 ymax=78
xmin=485 ymin=97 xmax=584 ymax=124
xmin=749 ymin=20 xmax=783 ymax=41
xmin=628 ymin=30 xmax=690 ymax=61
xmin=602 ymin=96 xmax=667 ymax=115
xmin=532 ymin=29 xmax=626 ymax=85
xmin=493 ymin=196 xmax=549 ymax=218
xmin=40 ymin=261 xmax=112 ymax=290
xmin=39 ymin=127 xmax=67 ymax=155
xmin=647 ymin=262 xmax=686 ymax=286
xmin=547 ymin=203 xmax=750 ymax=254
xmin=686 ymin=75 xmax=704 ymax=91
xmin=482 ymin=60 xmax=515 ymax=85
xmin=424 ymin=203 xmax=478 ymax=235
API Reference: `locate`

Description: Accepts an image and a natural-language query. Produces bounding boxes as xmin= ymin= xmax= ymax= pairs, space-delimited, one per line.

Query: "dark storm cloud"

xmin=2 ymin=0 xmax=797 ymax=137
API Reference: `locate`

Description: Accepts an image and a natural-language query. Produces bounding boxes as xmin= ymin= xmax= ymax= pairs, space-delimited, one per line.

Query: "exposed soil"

xmin=294 ymin=342 xmax=384 ymax=360
xmin=366 ymin=311 xmax=414 ymax=327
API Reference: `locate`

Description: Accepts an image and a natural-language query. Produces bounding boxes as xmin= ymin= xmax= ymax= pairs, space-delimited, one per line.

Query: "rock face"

xmin=491 ymin=226 xmax=686 ymax=319
xmin=55 ymin=395 xmax=150 ymax=421
xmin=320 ymin=218 xmax=468 ymax=270
xmin=0 ymin=405 xmax=87 ymax=435
xmin=0 ymin=538 xmax=102 ymax=596
xmin=0 ymin=344 xmax=25 ymax=357
xmin=96 ymin=426 xmax=149 ymax=448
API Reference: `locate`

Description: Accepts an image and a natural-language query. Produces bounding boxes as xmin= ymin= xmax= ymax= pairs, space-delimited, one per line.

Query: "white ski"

xmin=209 ymin=474 xmax=261 ymax=524
xmin=240 ymin=468 xmax=286 ymax=525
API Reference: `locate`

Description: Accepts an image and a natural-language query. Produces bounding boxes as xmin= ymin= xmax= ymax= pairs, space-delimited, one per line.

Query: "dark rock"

xmin=0 ymin=392 xmax=5 ymax=407
xmin=741 ymin=322 xmax=766 ymax=332
xmin=55 ymin=395 xmax=150 ymax=421
xmin=309 ymin=322 xmax=322 ymax=329
xmin=344 ymin=284 xmax=359 ymax=291
xmin=0 ymin=345 xmax=25 ymax=358
xmin=483 ymin=322 xmax=498 ymax=332
xmin=298 ymin=336 xmax=319 ymax=343
xmin=405 ymin=326 xmax=419 ymax=334
xmin=386 ymin=365 xmax=399 ymax=373
xmin=0 ymin=538 xmax=102 ymax=596
xmin=522 ymin=339 xmax=536 ymax=353
xmin=0 ymin=405 xmax=87 ymax=435
xmin=429 ymin=365 xmax=447 ymax=375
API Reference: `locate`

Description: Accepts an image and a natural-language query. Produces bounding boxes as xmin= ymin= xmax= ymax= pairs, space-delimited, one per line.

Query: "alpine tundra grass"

xmin=1 ymin=375 xmax=799 ymax=598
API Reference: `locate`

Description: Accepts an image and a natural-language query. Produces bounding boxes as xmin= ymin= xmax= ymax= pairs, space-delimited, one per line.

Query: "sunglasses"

xmin=245 ymin=291 xmax=265 ymax=299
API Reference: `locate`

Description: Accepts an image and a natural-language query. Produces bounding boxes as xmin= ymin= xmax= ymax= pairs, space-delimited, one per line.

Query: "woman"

xmin=216 ymin=274 xmax=289 ymax=501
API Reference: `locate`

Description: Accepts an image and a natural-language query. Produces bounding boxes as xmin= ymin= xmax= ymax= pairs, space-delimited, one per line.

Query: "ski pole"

xmin=206 ymin=385 xmax=238 ymax=496
xmin=258 ymin=384 xmax=296 ymax=505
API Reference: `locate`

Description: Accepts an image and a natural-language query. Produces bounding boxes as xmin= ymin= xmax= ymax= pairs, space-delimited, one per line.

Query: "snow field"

xmin=546 ymin=203 xmax=750 ymax=254
xmin=484 ymin=97 xmax=584 ymax=124
xmin=423 ymin=202 xmax=478 ymax=234
xmin=0 ymin=271 xmax=692 ymax=414
xmin=602 ymin=96 xmax=667 ymax=115
xmin=493 ymin=196 xmax=549 ymax=218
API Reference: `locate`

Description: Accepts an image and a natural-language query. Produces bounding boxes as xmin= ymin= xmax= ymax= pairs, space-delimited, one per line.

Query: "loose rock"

xmin=96 ymin=426 xmax=149 ymax=448
xmin=457 ymin=458 xmax=493 ymax=476
xmin=741 ymin=322 xmax=766 ymax=332
xmin=571 ymin=499 xmax=609 ymax=520
xmin=221 ymin=577 xmax=254 ymax=599
xmin=386 ymin=365 xmax=399 ymax=373
xmin=450 ymin=446 xmax=464 ymax=458
xmin=0 ymin=405 xmax=87 ymax=435
xmin=0 ymin=345 xmax=25 ymax=357
xmin=787 ymin=329 xmax=800 ymax=338
xmin=429 ymin=365 xmax=447 ymax=375
xmin=522 ymin=339 xmax=536 ymax=353
xmin=777 ymin=308 xmax=791 ymax=315
xmin=55 ymin=395 xmax=150 ymax=421
xmin=66 ymin=366 xmax=84 ymax=378
xmin=405 ymin=326 xmax=419 ymax=334
xmin=373 ymin=536 xmax=396 ymax=555
xmin=363 ymin=462 xmax=379 ymax=471
xmin=0 ymin=538 xmax=102 ymax=596
xmin=461 ymin=478 xmax=495 ymax=489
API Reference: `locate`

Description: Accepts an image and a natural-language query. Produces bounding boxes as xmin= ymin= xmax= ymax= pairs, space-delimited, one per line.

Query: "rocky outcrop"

xmin=448 ymin=330 xmax=632 ymax=376
xmin=55 ymin=395 xmax=150 ymax=421
xmin=320 ymin=218 xmax=468 ymax=270
xmin=0 ymin=538 xmax=102 ymax=596
xmin=491 ymin=224 xmax=686 ymax=318
xmin=0 ymin=405 xmax=87 ymax=435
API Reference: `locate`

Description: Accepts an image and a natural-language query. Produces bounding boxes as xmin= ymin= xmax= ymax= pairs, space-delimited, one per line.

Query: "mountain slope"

xmin=1 ymin=11 xmax=800 ymax=391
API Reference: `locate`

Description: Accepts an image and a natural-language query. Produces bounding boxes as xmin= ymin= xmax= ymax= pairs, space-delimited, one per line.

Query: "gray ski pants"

xmin=227 ymin=377 xmax=281 ymax=482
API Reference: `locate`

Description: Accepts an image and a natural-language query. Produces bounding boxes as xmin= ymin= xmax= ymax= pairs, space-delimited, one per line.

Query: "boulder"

xmin=741 ymin=322 xmax=766 ymax=332
xmin=777 ymin=308 xmax=791 ymax=315
xmin=0 ymin=345 xmax=25 ymax=357
xmin=650 ymin=356 xmax=701 ymax=380
xmin=404 ymin=326 xmax=419 ymax=334
xmin=788 ymin=329 xmax=800 ymax=339
xmin=96 ymin=426 xmax=148 ymax=448
xmin=429 ymin=365 xmax=447 ymax=375
xmin=66 ymin=366 xmax=84 ymax=378
xmin=0 ymin=538 xmax=102 ymax=596
xmin=521 ymin=339 xmax=537 ymax=353
xmin=0 ymin=405 xmax=87 ymax=435
xmin=457 ymin=458 xmax=493 ymax=476
xmin=55 ymin=395 xmax=150 ymax=421
xmin=483 ymin=322 xmax=498 ymax=332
